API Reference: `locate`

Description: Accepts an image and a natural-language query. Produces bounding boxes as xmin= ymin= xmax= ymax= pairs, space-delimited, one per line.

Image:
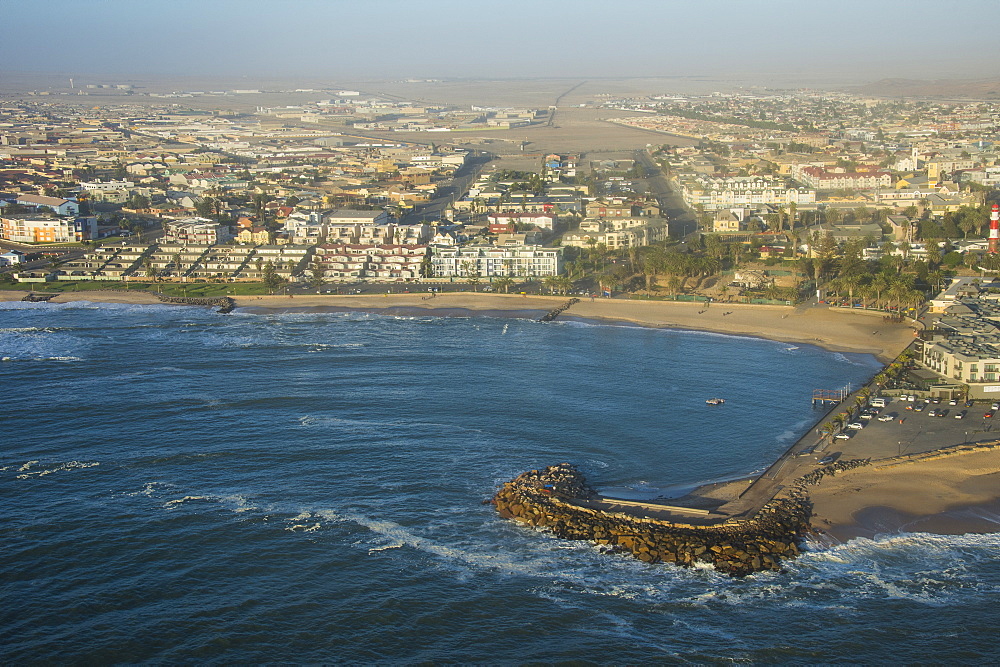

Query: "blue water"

xmin=2 ymin=300 xmax=998 ymax=663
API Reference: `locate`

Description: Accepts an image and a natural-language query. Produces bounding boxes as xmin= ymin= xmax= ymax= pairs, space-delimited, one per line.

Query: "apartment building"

xmin=562 ymin=218 xmax=669 ymax=249
xmin=430 ymin=244 xmax=563 ymax=278
xmin=679 ymin=176 xmax=815 ymax=211
xmin=1 ymin=215 xmax=96 ymax=242
xmin=796 ymin=167 xmax=892 ymax=191
xmin=313 ymin=243 xmax=427 ymax=280
xmin=162 ymin=218 xmax=233 ymax=245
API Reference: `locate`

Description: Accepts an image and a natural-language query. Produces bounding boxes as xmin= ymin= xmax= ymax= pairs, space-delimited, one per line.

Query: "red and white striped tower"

xmin=990 ymin=203 xmax=1000 ymax=254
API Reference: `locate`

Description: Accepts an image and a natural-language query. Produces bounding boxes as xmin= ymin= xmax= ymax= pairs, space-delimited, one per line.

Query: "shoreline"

xmin=235 ymin=292 xmax=917 ymax=362
xmin=806 ymin=444 xmax=1000 ymax=542
xmin=1 ymin=289 xmax=915 ymax=360
xmin=12 ymin=288 xmax=996 ymax=541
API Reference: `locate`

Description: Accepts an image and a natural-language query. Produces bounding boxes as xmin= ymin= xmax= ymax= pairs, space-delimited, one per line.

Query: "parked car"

xmin=949 ymin=399 xmax=958 ymax=406
xmin=913 ymin=404 xmax=925 ymax=412
xmin=927 ymin=409 xmax=937 ymax=417
xmin=937 ymin=409 xmax=949 ymax=418
xmin=817 ymin=454 xmax=837 ymax=465
xmin=847 ymin=422 xmax=864 ymax=430
xmin=834 ymin=432 xmax=852 ymax=440
xmin=992 ymin=402 xmax=999 ymax=411
xmin=878 ymin=414 xmax=895 ymax=422
xmin=955 ymin=410 xmax=967 ymax=419
xmin=986 ymin=411 xmax=995 ymax=419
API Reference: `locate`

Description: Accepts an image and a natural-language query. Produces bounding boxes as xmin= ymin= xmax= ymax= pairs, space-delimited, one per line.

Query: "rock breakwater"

xmin=493 ymin=463 xmax=812 ymax=577
xmin=156 ymin=294 xmax=235 ymax=313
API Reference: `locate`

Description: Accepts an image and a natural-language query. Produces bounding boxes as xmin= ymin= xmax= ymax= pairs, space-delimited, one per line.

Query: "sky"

xmin=3 ymin=0 xmax=999 ymax=83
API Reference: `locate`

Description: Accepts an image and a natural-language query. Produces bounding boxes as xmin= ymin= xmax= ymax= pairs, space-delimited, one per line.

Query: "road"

xmin=400 ymin=150 xmax=494 ymax=224
xmin=634 ymin=149 xmax=696 ymax=240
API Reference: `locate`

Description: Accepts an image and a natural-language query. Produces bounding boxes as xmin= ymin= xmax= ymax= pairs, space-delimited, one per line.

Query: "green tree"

xmin=310 ymin=262 xmax=324 ymax=290
xmin=262 ymin=261 xmax=283 ymax=293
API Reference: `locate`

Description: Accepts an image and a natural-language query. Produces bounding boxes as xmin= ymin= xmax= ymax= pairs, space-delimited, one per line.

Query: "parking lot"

xmin=815 ymin=395 xmax=999 ymax=463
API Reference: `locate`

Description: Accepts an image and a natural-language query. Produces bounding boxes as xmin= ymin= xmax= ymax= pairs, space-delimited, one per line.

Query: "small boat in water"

xmin=705 ymin=398 xmax=725 ymax=405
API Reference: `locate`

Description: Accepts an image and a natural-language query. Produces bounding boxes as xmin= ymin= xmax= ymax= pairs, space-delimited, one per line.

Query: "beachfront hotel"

xmin=920 ymin=289 xmax=1000 ymax=399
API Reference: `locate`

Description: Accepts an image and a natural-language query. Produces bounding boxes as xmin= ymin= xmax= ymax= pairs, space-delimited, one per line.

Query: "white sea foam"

xmin=124 ymin=481 xmax=175 ymax=497
xmin=831 ymin=351 xmax=872 ymax=367
xmin=164 ymin=495 xmax=213 ymax=507
xmin=12 ymin=460 xmax=98 ymax=479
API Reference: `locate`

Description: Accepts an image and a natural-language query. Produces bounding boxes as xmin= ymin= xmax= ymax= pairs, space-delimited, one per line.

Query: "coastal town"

xmin=4 ymin=84 xmax=1000 ymax=397
xmin=5 ymin=80 xmax=1000 ymax=560
xmin=7 ymin=0 xmax=1000 ymax=662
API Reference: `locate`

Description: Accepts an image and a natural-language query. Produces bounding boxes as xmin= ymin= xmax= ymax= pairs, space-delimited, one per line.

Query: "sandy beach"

xmin=808 ymin=445 xmax=1000 ymax=541
xmin=1 ymin=289 xmax=917 ymax=360
xmin=231 ymin=291 xmax=916 ymax=361
xmin=3 ymin=289 xmax=916 ymax=359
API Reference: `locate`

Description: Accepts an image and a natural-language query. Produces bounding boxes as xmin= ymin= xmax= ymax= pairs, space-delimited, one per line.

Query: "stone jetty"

xmin=493 ymin=463 xmax=813 ymax=576
xmin=156 ymin=294 xmax=235 ymax=313
xmin=21 ymin=293 xmax=56 ymax=302
xmin=539 ymin=298 xmax=580 ymax=322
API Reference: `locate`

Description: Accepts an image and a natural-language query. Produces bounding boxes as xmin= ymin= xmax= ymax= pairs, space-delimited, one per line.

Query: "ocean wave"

xmin=164 ymin=495 xmax=214 ymax=508
xmin=830 ymin=352 xmax=876 ymax=367
xmin=296 ymin=414 xmax=485 ymax=434
xmin=8 ymin=460 xmax=99 ymax=480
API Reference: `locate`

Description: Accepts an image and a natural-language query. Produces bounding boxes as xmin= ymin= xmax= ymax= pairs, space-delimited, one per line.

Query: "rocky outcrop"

xmin=492 ymin=463 xmax=811 ymax=577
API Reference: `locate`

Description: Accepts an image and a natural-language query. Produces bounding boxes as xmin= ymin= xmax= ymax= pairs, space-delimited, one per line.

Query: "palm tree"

xmin=831 ymin=413 xmax=847 ymax=432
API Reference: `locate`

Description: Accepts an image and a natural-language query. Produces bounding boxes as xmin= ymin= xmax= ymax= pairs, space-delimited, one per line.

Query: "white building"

xmin=679 ymin=176 xmax=815 ymax=211
xmin=162 ymin=217 xmax=233 ymax=245
xmin=430 ymin=244 xmax=563 ymax=278
xmin=0 ymin=250 xmax=24 ymax=266
xmin=314 ymin=243 xmax=427 ymax=281
xmin=322 ymin=209 xmax=390 ymax=227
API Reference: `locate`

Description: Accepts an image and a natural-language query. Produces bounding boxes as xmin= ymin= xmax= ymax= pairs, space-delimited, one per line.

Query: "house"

xmin=487 ymin=212 xmax=557 ymax=231
xmin=15 ymin=194 xmax=79 ymax=216
xmin=236 ymin=227 xmax=273 ymax=245
xmin=322 ymin=208 xmax=390 ymax=227
xmin=0 ymin=250 xmax=24 ymax=266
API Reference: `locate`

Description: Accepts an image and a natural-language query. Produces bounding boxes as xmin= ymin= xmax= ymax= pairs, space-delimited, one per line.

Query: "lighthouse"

xmin=990 ymin=203 xmax=1000 ymax=255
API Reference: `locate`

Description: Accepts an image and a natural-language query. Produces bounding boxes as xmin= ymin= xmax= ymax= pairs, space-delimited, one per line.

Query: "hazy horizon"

xmin=4 ymin=0 xmax=999 ymax=83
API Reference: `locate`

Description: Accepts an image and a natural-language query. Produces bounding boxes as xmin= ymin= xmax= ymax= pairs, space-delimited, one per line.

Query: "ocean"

xmin=2 ymin=300 xmax=998 ymax=663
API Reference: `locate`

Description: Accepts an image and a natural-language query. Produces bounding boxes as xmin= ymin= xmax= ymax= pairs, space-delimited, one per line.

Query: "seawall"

xmin=493 ymin=463 xmax=812 ymax=576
